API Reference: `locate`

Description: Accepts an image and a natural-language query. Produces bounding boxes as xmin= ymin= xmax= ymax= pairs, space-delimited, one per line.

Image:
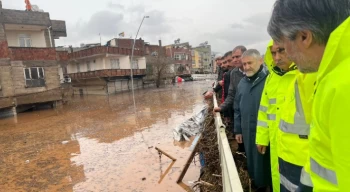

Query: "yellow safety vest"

xmin=307 ymin=17 xmax=350 ymax=191
xmin=256 ymin=40 xmax=297 ymax=192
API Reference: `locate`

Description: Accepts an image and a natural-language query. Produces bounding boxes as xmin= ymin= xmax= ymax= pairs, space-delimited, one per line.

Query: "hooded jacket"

xmin=306 ymin=17 xmax=350 ymax=192
xmin=256 ymin=40 xmax=298 ymax=192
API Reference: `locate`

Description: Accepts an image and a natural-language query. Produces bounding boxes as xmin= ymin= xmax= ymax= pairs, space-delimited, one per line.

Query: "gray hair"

xmin=242 ymin=49 xmax=262 ymax=59
xmin=232 ymin=45 xmax=247 ymax=54
xmin=268 ymin=0 xmax=350 ymax=45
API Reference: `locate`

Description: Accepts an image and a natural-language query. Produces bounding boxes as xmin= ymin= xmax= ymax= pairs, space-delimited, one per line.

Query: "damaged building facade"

xmin=0 ymin=3 xmax=67 ymax=117
xmin=165 ymin=42 xmax=192 ymax=79
xmin=66 ymin=38 xmax=146 ymax=95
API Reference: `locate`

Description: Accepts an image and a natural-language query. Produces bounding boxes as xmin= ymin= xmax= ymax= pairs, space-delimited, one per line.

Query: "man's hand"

xmin=257 ymin=145 xmax=267 ymax=155
xmin=213 ymin=107 xmax=221 ymax=113
xmin=235 ymin=134 xmax=243 ymax=143
xmin=204 ymin=91 xmax=214 ymax=99
xmin=219 ymin=80 xmax=224 ymax=86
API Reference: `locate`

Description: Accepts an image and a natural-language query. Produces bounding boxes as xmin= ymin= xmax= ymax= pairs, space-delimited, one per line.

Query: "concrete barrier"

xmin=213 ymin=94 xmax=243 ymax=192
xmin=192 ymin=74 xmax=217 ymax=81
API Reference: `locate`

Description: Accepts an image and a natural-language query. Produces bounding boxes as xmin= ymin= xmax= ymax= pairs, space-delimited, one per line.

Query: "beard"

xmin=288 ymin=42 xmax=319 ymax=73
xmin=245 ymin=70 xmax=254 ymax=77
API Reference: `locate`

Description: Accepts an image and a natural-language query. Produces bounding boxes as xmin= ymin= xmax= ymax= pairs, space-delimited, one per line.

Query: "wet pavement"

xmin=0 ymin=81 xmax=212 ymax=192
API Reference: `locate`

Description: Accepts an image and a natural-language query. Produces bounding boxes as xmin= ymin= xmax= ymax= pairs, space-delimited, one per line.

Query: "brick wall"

xmin=116 ymin=39 xmax=144 ymax=50
xmin=56 ymin=51 xmax=69 ymax=61
xmin=0 ymin=23 xmax=9 ymax=58
xmin=69 ymin=46 xmax=144 ymax=59
xmin=9 ymin=47 xmax=57 ymax=61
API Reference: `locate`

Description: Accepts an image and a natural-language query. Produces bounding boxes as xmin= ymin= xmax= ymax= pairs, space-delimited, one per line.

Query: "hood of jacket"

xmin=317 ymin=16 xmax=350 ymax=85
xmin=265 ymin=40 xmax=297 ymax=76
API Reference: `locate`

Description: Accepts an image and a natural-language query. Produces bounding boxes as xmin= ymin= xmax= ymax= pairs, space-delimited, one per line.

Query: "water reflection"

xmin=0 ymin=81 xmax=211 ymax=191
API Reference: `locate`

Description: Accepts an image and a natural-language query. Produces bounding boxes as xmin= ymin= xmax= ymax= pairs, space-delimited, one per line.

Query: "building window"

xmin=24 ymin=67 xmax=45 ymax=87
xmin=111 ymin=59 xmax=120 ymax=69
xmin=132 ymin=59 xmax=139 ymax=69
xmin=19 ymin=34 xmax=32 ymax=47
xmin=175 ymin=53 xmax=187 ymax=60
xmin=87 ymin=61 xmax=91 ymax=71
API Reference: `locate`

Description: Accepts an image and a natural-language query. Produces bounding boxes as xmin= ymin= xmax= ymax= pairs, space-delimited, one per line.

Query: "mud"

xmin=0 ymin=82 xmax=212 ymax=192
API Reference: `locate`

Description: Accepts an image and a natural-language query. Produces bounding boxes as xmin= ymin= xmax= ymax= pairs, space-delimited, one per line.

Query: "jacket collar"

xmin=317 ymin=16 xmax=350 ymax=86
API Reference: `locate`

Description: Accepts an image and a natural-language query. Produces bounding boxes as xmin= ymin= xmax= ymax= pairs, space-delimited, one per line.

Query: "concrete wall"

xmin=70 ymin=78 xmax=144 ymax=95
xmin=72 ymin=78 xmax=107 ymax=95
xmin=10 ymin=61 xmax=60 ymax=96
xmin=6 ymin=30 xmax=47 ymax=47
xmin=107 ymin=79 xmax=143 ymax=94
xmin=0 ymin=64 xmax=14 ymax=97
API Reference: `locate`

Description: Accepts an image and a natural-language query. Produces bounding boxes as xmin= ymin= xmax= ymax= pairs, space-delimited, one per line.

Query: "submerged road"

xmin=0 ymin=81 xmax=211 ymax=192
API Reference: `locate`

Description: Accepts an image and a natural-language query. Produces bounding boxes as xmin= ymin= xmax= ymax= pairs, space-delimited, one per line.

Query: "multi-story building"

xmin=144 ymin=40 xmax=174 ymax=85
xmin=164 ymin=42 xmax=192 ymax=77
xmin=66 ymin=38 xmax=146 ymax=95
xmin=191 ymin=44 xmax=212 ymax=73
xmin=0 ymin=3 xmax=67 ymax=117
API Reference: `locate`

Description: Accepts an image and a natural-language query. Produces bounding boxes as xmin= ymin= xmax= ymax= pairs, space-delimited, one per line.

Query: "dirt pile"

xmin=195 ymin=101 xmax=250 ymax=192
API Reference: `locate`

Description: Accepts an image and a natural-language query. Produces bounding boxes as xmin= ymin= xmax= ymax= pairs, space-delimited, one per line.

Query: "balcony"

xmin=9 ymin=47 xmax=57 ymax=61
xmin=68 ymin=69 xmax=146 ymax=80
xmin=69 ymin=46 xmax=144 ymax=60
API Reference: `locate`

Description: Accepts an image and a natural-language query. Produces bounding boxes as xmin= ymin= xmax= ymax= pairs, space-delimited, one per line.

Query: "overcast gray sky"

xmin=3 ymin=0 xmax=276 ymax=54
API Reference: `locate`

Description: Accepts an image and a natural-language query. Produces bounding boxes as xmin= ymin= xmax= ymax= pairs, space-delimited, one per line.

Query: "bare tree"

xmin=146 ymin=47 xmax=173 ymax=88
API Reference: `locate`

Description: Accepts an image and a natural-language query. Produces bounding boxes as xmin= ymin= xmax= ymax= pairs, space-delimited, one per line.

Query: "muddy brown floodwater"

xmin=0 ymin=81 xmax=213 ymax=192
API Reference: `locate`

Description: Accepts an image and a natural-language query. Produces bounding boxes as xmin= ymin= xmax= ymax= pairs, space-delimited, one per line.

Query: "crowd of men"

xmin=204 ymin=0 xmax=350 ymax=191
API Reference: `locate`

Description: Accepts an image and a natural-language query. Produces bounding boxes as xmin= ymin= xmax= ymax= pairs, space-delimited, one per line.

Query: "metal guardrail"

xmin=213 ymin=94 xmax=243 ymax=192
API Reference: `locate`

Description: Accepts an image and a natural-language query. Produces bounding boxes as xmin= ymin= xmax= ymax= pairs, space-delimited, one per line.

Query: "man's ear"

xmin=297 ymin=30 xmax=313 ymax=49
xmin=259 ymin=57 xmax=264 ymax=65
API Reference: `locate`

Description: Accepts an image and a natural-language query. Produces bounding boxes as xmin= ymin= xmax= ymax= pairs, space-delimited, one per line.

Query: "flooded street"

xmin=0 ymin=81 xmax=211 ymax=192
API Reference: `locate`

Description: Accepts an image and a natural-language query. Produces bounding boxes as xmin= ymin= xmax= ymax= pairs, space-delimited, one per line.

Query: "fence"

xmin=213 ymin=94 xmax=243 ymax=192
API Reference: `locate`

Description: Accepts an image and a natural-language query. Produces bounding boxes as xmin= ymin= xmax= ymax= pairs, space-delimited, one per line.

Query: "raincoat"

xmin=234 ymin=65 xmax=271 ymax=187
xmin=306 ymin=16 xmax=350 ymax=192
xmin=256 ymin=40 xmax=298 ymax=192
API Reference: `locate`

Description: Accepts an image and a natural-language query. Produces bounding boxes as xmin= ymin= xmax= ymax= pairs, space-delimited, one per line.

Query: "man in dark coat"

xmin=234 ymin=49 xmax=271 ymax=191
xmin=214 ymin=46 xmax=246 ymax=151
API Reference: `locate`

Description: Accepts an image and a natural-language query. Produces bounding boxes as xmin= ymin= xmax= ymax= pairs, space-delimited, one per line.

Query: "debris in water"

xmin=173 ymin=106 xmax=207 ymax=141
xmin=61 ymin=141 xmax=69 ymax=145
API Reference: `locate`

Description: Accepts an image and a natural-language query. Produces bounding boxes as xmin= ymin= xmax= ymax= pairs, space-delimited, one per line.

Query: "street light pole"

xmin=130 ymin=16 xmax=149 ymax=108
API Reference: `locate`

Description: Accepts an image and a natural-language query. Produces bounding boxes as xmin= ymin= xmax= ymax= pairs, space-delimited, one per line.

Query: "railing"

xmin=68 ymin=69 xmax=146 ymax=80
xmin=213 ymin=94 xmax=243 ymax=192
xmin=69 ymin=46 xmax=144 ymax=59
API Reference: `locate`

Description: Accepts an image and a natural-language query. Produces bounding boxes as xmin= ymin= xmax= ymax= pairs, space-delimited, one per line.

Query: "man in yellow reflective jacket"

xmin=268 ymin=0 xmax=350 ymax=191
xmin=256 ymin=40 xmax=297 ymax=192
